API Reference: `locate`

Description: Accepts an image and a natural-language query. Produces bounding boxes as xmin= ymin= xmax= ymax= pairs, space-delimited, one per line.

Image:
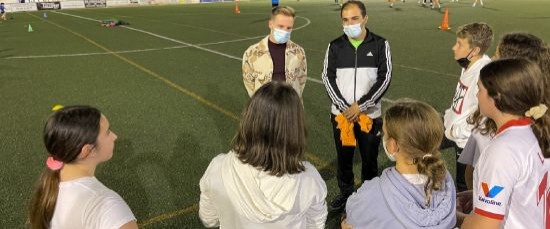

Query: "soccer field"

xmin=1 ymin=0 xmax=549 ymax=227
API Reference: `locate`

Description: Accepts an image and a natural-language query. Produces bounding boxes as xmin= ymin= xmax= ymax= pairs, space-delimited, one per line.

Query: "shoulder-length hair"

xmin=231 ymin=81 xmax=306 ymax=176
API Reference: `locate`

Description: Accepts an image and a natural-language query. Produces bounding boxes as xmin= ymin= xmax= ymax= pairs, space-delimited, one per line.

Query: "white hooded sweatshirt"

xmin=199 ymin=151 xmax=327 ymax=229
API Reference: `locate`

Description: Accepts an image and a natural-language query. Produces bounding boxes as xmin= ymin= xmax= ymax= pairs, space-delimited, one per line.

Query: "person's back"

xmin=346 ymin=169 xmax=455 ymax=228
xmin=344 ymin=99 xmax=456 ymax=229
xmin=200 ymin=152 xmax=326 ymax=228
xmin=51 ymin=177 xmax=135 ymax=229
xmin=199 ymin=82 xmax=327 ymax=229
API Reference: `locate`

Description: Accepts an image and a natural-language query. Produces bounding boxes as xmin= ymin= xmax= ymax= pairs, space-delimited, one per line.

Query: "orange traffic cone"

xmin=438 ymin=8 xmax=451 ymax=30
xmin=234 ymin=1 xmax=240 ymax=15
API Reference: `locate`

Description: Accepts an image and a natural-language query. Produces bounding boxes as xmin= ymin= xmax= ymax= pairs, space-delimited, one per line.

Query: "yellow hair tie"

xmin=51 ymin=104 xmax=64 ymax=111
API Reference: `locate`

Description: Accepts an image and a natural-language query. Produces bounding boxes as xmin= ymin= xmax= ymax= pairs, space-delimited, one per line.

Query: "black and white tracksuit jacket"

xmin=322 ymin=29 xmax=392 ymax=119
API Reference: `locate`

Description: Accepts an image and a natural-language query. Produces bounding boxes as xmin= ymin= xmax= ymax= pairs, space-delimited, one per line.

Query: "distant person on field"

xmin=199 ymin=82 xmax=327 ymax=228
xmin=242 ymin=6 xmax=307 ymax=99
xmin=0 ymin=3 xmax=7 ymax=21
xmin=472 ymin=0 xmax=483 ymax=7
xmin=28 ymin=106 xmax=138 ymax=229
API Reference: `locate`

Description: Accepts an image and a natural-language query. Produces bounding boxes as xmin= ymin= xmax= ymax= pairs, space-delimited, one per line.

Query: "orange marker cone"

xmin=438 ymin=8 xmax=451 ymax=30
xmin=234 ymin=0 xmax=240 ymax=15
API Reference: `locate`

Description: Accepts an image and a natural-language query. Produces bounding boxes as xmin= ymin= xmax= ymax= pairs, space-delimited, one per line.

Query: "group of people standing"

xmin=26 ymin=1 xmax=548 ymax=229
xmin=204 ymin=1 xmax=550 ymax=228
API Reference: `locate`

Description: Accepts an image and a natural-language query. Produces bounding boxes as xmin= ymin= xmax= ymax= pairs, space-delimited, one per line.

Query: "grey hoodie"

xmin=346 ymin=167 xmax=456 ymax=229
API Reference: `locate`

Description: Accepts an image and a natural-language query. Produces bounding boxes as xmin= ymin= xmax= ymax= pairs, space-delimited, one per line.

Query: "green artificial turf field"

xmin=1 ymin=0 xmax=549 ymax=227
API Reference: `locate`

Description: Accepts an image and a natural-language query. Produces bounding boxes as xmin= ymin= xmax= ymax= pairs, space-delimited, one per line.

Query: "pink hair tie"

xmin=46 ymin=156 xmax=64 ymax=171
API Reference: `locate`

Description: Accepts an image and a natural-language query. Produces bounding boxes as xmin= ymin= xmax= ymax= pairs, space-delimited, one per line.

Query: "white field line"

xmin=35 ymin=11 xmax=396 ymax=103
xmin=6 ymin=45 xmax=189 ymax=59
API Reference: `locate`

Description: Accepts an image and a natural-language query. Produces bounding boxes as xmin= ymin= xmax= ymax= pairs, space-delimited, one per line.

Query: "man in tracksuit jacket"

xmin=322 ymin=0 xmax=392 ymax=211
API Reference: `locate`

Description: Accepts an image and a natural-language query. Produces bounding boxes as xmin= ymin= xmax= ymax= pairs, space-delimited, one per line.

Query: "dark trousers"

xmin=441 ymin=136 xmax=467 ymax=192
xmin=331 ymin=115 xmax=383 ymax=197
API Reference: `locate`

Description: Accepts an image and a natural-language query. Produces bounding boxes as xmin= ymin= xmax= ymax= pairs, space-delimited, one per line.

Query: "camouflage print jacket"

xmin=242 ymin=36 xmax=307 ymax=98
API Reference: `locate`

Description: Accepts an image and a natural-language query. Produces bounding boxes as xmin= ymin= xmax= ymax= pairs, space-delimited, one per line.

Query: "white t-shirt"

xmin=444 ymin=55 xmax=492 ymax=148
xmin=473 ymin=120 xmax=550 ymax=228
xmin=50 ymin=177 xmax=136 ymax=229
xmin=402 ymin=173 xmax=428 ymax=185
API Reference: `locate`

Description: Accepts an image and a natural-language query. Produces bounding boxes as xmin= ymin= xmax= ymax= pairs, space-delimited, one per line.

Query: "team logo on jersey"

xmin=482 ymin=182 xmax=504 ymax=198
xmin=367 ymin=51 xmax=374 ymax=57
xmin=452 ymin=81 xmax=468 ymax=114
xmin=478 ymin=182 xmax=504 ymax=206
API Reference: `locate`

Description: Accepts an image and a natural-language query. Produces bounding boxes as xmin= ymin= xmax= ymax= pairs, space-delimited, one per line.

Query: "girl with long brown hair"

xmin=199 ymin=81 xmax=327 ymax=228
xmin=28 ymin=106 xmax=137 ymax=229
xmin=461 ymin=58 xmax=550 ymax=228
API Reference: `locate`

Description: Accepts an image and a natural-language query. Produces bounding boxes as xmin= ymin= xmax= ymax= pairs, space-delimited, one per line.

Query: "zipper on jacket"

xmin=354 ymin=49 xmax=358 ymax=102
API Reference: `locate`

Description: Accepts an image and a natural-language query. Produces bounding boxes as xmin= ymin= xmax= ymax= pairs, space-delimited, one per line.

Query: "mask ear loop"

xmin=465 ymin=48 xmax=476 ymax=60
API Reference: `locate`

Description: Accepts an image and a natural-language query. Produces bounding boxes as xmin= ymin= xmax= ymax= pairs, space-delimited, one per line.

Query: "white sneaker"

xmin=472 ymin=2 xmax=476 ymax=7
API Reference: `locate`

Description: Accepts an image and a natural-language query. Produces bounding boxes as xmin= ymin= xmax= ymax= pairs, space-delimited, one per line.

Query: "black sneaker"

xmin=329 ymin=194 xmax=349 ymax=211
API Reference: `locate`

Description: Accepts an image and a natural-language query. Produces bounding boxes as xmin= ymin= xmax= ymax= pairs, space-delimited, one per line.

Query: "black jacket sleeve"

xmin=322 ymin=43 xmax=350 ymax=112
xmin=358 ymin=39 xmax=392 ymax=112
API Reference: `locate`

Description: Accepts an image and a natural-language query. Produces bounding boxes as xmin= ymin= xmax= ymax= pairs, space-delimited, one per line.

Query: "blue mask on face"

xmin=272 ymin=28 xmax=291 ymax=44
xmin=343 ymin=23 xmax=363 ymax=39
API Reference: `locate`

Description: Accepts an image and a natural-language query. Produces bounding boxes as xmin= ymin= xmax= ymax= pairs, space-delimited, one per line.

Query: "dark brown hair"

xmin=474 ymin=58 xmax=549 ymax=157
xmin=384 ymin=99 xmax=447 ymax=207
xmin=469 ymin=33 xmax=549 ymax=135
xmin=231 ymin=81 xmax=306 ymax=176
xmin=28 ymin=106 xmax=101 ymax=229
xmin=341 ymin=0 xmax=367 ymax=18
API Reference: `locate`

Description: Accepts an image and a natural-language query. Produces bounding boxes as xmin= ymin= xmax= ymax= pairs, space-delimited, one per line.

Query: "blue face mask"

xmin=272 ymin=28 xmax=291 ymax=44
xmin=343 ymin=23 xmax=363 ymax=39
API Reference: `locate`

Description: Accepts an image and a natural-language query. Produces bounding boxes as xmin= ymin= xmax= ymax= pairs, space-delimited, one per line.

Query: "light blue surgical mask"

xmin=272 ymin=28 xmax=291 ymax=44
xmin=383 ymin=138 xmax=397 ymax=162
xmin=343 ymin=23 xmax=363 ymax=39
